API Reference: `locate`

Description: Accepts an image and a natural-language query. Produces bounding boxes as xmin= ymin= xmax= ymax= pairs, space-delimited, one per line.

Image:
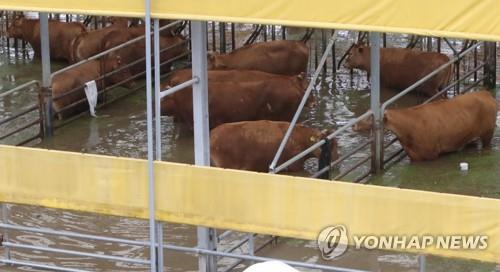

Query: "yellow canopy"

xmin=1 ymin=0 xmax=499 ymax=41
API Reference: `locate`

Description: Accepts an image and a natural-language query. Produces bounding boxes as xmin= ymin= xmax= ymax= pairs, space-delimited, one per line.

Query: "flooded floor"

xmin=0 ymin=31 xmax=499 ymax=271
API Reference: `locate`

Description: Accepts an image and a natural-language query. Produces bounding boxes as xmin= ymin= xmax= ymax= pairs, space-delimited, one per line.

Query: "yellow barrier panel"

xmin=0 ymin=145 xmax=499 ymax=263
xmin=0 ymin=0 xmax=499 ymax=41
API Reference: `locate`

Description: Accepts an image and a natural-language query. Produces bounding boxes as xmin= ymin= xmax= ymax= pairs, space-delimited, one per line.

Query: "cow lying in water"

xmin=210 ymin=120 xmax=338 ymax=172
xmin=161 ymin=69 xmax=308 ymax=129
xmin=208 ymin=40 xmax=309 ymax=75
xmin=51 ymin=55 xmax=131 ymax=119
xmin=345 ymin=44 xmax=452 ymax=97
xmin=7 ymin=14 xmax=86 ymax=62
xmin=354 ymin=91 xmax=498 ymax=161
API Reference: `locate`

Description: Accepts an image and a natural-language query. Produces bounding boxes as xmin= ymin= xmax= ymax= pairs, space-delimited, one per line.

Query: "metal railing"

xmin=0 ymin=80 xmax=43 ymax=146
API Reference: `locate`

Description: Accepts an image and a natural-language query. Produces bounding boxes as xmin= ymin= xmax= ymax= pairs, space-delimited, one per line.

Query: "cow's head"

xmin=7 ymin=14 xmax=25 ymax=38
xmin=353 ymin=112 xmax=388 ymax=132
xmin=207 ymin=52 xmax=226 ymax=69
xmin=345 ymin=43 xmax=369 ymax=70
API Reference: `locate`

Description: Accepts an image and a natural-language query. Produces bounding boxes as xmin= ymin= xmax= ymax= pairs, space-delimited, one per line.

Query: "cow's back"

xmin=215 ymin=40 xmax=309 ymax=75
xmin=210 ymin=120 xmax=320 ymax=172
xmin=380 ymin=48 xmax=451 ymax=96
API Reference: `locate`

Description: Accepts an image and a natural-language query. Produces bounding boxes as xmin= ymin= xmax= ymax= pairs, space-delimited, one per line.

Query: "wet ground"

xmin=0 ymin=29 xmax=499 ymax=271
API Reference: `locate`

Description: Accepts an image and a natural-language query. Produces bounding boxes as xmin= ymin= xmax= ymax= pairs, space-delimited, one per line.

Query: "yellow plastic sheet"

xmin=0 ymin=145 xmax=499 ymax=263
xmin=0 ymin=0 xmax=499 ymax=41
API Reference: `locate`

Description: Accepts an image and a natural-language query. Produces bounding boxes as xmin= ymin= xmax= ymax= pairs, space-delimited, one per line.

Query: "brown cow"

xmin=161 ymin=69 xmax=304 ymax=117
xmin=210 ymin=120 xmax=338 ymax=172
xmin=161 ymin=70 xmax=308 ymax=128
xmin=354 ymin=91 xmax=498 ymax=161
xmin=345 ymin=44 xmax=452 ymax=97
xmin=208 ymin=40 xmax=309 ymax=75
xmin=7 ymin=14 xmax=86 ymax=62
xmin=69 ymin=17 xmax=129 ymax=63
xmin=51 ymin=55 xmax=131 ymax=119
xmin=103 ymin=28 xmax=187 ymax=78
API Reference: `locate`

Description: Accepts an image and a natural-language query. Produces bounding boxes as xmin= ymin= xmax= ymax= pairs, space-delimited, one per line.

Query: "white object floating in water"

xmin=243 ymin=261 xmax=299 ymax=272
xmin=84 ymin=80 xmax=98 ymax=117
xmin=459 ymin=162 xmax=469 ymax=171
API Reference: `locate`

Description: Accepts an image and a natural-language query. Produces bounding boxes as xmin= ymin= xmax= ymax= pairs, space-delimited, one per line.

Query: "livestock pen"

xmin=0 ymin=0 xmax=499 ymax=271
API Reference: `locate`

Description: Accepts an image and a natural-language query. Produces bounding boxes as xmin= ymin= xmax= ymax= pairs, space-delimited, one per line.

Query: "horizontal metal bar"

xmin=312 ymin=138 xmax=373 ymax=179
xmin=0 ymin=223 xmax=150 ymax=247
xmin=384 ymin=148 xmax=405 ymax=164
xmin=0 ymin=80 xmax=39 ymax=99
xmin=160 ymin=77 xmax=199 ymax=99
xmin=425 ymin=66 xmax=485 ymax=103
xmin=50 ymin=20 xmax=183 ymax=80
xmin=163 ymin=244 xmax=368 ymax=272
xmin=354 ymin=170 xmax=372 ymax=184
xmin=218 ymin=230 xmax=233 ymax=241
xmin=274 ymin=110 xmax=373 ymax=173
xmin=0 ymin=119 xmax=40 ymax=140
xmin=381 ymin=41 xmax=483 ymax=112
xmin=334 ymin=155 xmax=371 ymax=180
xmin=384 ymin=137 xmax=399 ymax=149
xmin=0 ymin=259 xmax=91 ymax=272
xmin=15 ymin=134 xmax=42 ymax=146
xmin=220 ymin=236 xmax=276 ymax=272
xmin=269 ymin=32 xmax=337 ymax=173
xmin=0 ymin=104 xmax=39 ymax=126
xmin=3 ymin=242 xmax=150 ymax=265
xmin=460 ymin=76 xmax=485 ymax=93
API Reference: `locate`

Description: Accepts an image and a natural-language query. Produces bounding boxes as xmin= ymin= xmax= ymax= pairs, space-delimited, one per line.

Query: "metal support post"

xmin=418 ymin=255 xmax=426 ymax=272
xmin=156 ymin=222 xmax=164 ymax=271
xmin=484 ymin=42 xmax=497 ymax=90
xmin=369 ymin=32 xmax=382 ymax=172
xmin=144 ymin=0 xmax=157 ymax=270
xmin=318 ymin=138 xmax=332 ymax=179
xmin=219 ymin=22 xmax=226 ymax=53
xmin=191 ymin=21 xmax=218 ymax=272
xmin=40 ymin=12 xmax=53 ymax=138
xmin=154 ymin=19 xmax=162 ymax=161
xmin=2 ymin=204 xmax=11 ymax=262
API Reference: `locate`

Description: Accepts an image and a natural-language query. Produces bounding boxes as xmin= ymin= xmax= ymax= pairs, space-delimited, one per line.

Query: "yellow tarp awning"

xmin=1 ymin=145 xmax=499 ymax=263
xmin=0 ymin=0 xmax=499 ymax=41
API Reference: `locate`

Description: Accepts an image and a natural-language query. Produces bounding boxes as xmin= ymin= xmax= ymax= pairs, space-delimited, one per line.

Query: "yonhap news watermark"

xmin=317 ymin=225 xmax=488 ymax=260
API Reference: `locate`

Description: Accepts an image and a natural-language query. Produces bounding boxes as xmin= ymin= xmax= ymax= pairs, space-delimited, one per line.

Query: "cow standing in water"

xmin=160 ymin=70 xmax=309 ymax=129
xmin=68 ymin=17 xmax=129 ymax=63
xmin=345 ymin=44 xmax=452 ymax=97
xmin=102 ymin=28 xmax=187 ymax=78
xmin=208 ymin=40 xmax=309 ymax=75
xmin=51 ymin=55 xmax=131 ymax=119
xmin=210 ymin=120 xmax=338 ymax=172
xmin=7 ymin=14 xmax=86 ymax=62
xmin=354 ymin=91 xmax=498 ymax=161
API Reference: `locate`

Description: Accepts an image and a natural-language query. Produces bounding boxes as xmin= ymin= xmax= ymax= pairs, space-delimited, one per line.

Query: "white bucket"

xmin=459 ymin=162 xmax=469 ymax=171
xmin=84 ymin=80 xmax=98 ymax=117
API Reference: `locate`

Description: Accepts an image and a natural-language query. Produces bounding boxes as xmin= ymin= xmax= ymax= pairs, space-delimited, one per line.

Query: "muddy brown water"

xmin=0 ymin=29 xmax=499 ymax=271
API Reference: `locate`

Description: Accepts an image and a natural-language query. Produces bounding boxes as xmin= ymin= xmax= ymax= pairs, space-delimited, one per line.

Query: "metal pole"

xmin=2 ymin=204 xmax=10 ymax=262
xmin=484 ymin=42 xmax=497 ymax=90
xmin=156 ymin=222 xmax=164 ymax=272
xmin=154 ymin=19 xmax=162 ymax=161
xmin=191 ymin=20 xmax=217 ymax=272
xmin=40 ymin=12 xmax=53 ymax=138
xmin=369 ymin=32 xmax=382 ymax=172
xmin=418 ymin=255 xmax=426 ymax=272
xmin=219 ymin=22 xmax=226 ymax=53
xmin=144 ymin=0 xmax=157 ymax=270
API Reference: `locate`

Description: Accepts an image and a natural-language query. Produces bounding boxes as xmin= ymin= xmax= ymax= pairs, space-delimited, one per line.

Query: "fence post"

xmin=318 ymin=139 xmax=332 ymax=179
xmin=2 ymin=203 xmax=11 ymax=262
xmin=484 ymin=42 xmax=497 ymax=90
xmin=369 ymin=32 xmax=382 ymax=173
xmin=191 ymin=20 xmax=218 ymax=272
xmin=219 ymin=22 xmax=226 ymax=53
xmin=40 ymin=13 xmax=53 ymax=138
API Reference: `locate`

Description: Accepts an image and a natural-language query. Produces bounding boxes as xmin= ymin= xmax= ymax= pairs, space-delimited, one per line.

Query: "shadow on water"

xmin=0 ymin=32 xmax=499 ymax=271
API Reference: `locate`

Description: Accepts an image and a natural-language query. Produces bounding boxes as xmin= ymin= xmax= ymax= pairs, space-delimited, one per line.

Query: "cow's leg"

xmin=480 ymin=129 xmax=494 ymax=148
